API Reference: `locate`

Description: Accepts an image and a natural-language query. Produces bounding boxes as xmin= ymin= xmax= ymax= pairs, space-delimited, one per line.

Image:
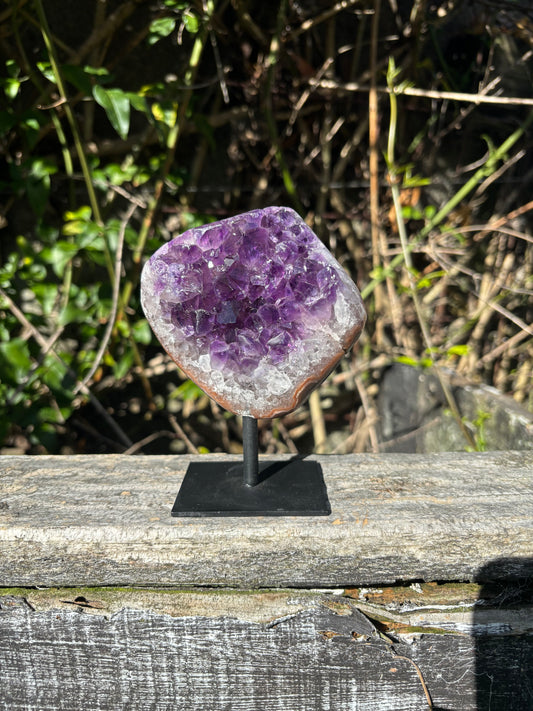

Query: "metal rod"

xmin=242 ymin=416 xmax=259 ymax=487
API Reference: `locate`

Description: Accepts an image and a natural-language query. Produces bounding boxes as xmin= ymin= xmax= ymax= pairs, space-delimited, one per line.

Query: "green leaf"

xmin=402 ymin=173 xmax=430 ymax=188
xmin=41 ymin=241 xmax=79 ymax=277
xmin=369 ymin=266 xmax=386 ymax=281
xmin=170 ymin=379 xmax=205 ymax=402
xmin=401 ymin=205 xmax=421 ymax=221
xmin=83 ymin=65 xmax=110 ymax=77
xmin=125 ymin=92 xmax=149 ymax=114
xmin=395 ymin=355 xmax=420 ymax=368
xmin=76 ymin=222 xmax=101 ymax=248
xmin=64 ymin=205 xmax=92 ymax=222
xmin=4 ymin=78 xmax=21 ymax=100
xmin=58 ymin=301 xmax=92 ymax=326
xmin=148 ymin=17 xmax=176 ymax=44
xmin=92 ymin=85 xmax=131 ymax=139
xmin=183 ymin=11 xmax=199 ymax=34
xmin=447 ymin=344 xmax=470 ymax=357
xmin=131 ymin=319 xmax=152 ymax=344
xmin=61 ymin=65 xmax=92 ymax=95
xmin=62 ymin=220 xmax=87 ymax=236
xmin=36 ymin=61 xmax=55 ymax=83
xmin=32 ymin=283 xmax=59 ymax=316
xmin=0 ymin=338 xmax=32 ymax=384
xmin=41 ymin=355 xmax=76 ymax=402
xmin=416 ymin=270 xmax=445 ymax=289
xmin=151 ymin=101 xmax=177 ymax=128
xmin=113 ymin=349 xmax=135 ymax=380
xmin=5 ymin=59 xmax=20 ymax=78
xmin=104 ymin=162 xmax=137 ymax=186
xmin=30 ymin=158 xmax=58 ymax=180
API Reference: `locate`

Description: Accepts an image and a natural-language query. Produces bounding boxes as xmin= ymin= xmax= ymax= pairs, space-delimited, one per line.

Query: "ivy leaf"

xmin=92 ymin=85 xmax=131 ymax=139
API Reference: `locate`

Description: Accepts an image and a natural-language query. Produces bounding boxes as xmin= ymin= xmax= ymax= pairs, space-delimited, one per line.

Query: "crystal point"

xmin=141 ymin=206 xmax=366 ymax=418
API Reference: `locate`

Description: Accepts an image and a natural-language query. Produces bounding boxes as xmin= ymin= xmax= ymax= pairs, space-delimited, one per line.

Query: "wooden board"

xmin=1 ymin=592 xmax=532 ymax=711
xmin=0 ymin=451 xmax=532 ymax=587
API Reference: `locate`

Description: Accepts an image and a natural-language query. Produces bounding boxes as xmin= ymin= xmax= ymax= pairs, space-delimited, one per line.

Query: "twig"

xmin=74 ymin=203 xmax=137 ymax=395
xmin=18 ymin=6 xmax=74 ymax=56
xmin=368 ymin=0 xmax=381 ymax=281
xmin=452 ymin=225 xmax=533 ymax=246
xmin=208 ymin=25 xmax=229 ymax=103
xmin=274 ymin=420 xmax=299 ymax=454
xmin=474 ymin=149 xmax=526 ymax=198
xmin=353 ymin=374 xmax=380 ymax=453
xmin=391 ymin=652 xmax=434 ymax=709
xmin=231 ymin=0 xmax=268 ymax=46
xmin=168 ymin=414 xmax=199 ymax=455
xmin=309 ymin=390 xmax=327 ymax=454
xmin=314 ymin=20 xmax=335 ymax=239
xmin=290 ymin=0 xmax=372 ymax=38
xmin=313 ymin=78 xmax=533 ymax=107
xmin=284 ymin=58 xmax=334 ymax=137
xmin=367 ymin=1 xmax=403 ymax=346
xmin=472 ymin=199 xmax=533 ymax=242
xmin=122 ymin=431 xmax=176 ymax=455
xmin=482 ymin=299 xmax=533 ymax=337
xmin=263 ymin=0 xmax=304 ymax=215
xmin=69 ymin=0 xmax=143 ymax=65
xmin=0 ymin=0 xmax=29 ymax=24
xmin=478 ymin=329 xmax=530 ymax=367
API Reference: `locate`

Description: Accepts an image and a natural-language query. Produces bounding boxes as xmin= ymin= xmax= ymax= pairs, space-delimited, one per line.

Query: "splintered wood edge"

xmin=0 ymin=450 xmax=531 ymax=588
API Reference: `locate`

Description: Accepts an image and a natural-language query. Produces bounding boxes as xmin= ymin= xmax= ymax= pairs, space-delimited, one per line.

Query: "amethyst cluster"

xmin=141 ymin=207 xmax=365 ymax=418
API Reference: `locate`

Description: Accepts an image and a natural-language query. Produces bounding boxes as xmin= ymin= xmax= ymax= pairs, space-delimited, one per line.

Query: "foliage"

xmin=0 ymin=0 xmax=532 ymax=454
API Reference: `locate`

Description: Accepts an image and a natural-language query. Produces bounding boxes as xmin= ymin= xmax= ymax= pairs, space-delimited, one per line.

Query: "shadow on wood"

xmin=475 ymin=557 xmax=533 ymax=710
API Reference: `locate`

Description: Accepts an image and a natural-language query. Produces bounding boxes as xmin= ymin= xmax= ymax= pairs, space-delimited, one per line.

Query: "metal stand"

xmin=242 ymin=416 xmax=259 ymax=487
xmin=171 ymin=416 xmax=330 ymax=517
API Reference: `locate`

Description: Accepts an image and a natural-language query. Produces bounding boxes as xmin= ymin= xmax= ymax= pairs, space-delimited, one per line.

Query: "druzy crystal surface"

xmin=141 ymin=207 xmax=366 ymax=418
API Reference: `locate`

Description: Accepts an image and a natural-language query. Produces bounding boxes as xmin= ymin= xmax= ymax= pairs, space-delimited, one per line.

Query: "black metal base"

xmin=171 ymin=459 xmax=330 ymax=517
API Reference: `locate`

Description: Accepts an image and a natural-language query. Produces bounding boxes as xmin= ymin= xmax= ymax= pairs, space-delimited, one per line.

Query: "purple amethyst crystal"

xmin=141 ymin=206 xmax=366 ymax=418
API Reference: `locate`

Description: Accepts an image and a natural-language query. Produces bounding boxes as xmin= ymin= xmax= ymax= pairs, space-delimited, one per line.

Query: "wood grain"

xmin=1 ymin=596 xmax=532 ymax=711
xmin=0 ymin=451 xmax=532 ymax=587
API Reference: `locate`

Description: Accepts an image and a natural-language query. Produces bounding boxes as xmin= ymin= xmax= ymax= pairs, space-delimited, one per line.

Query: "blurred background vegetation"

xmin=0 ymin=0 xmax=532 ymax=456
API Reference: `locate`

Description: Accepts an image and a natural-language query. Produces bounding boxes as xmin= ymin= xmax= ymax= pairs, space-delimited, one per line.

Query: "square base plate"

xmin=171 ymin=459 xmax=330 ymax=517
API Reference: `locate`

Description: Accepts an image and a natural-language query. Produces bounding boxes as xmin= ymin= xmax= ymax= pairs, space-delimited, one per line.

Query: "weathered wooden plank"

xmin=0 ymin=451 xmax=532 ymax=587
xmin=1 ymin=596 xmax=532 ymax=711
